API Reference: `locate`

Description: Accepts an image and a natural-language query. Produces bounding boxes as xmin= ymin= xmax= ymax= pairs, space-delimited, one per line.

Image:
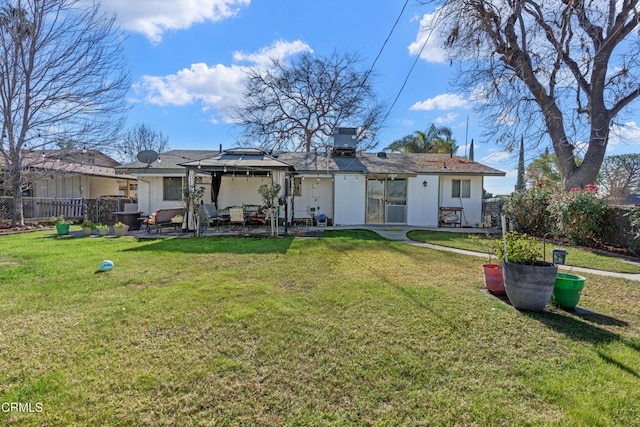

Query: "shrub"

xmin=495 ymin=231 xmax=543 ymax=265
xmin=50 ymin=216 xmax=71 ymax=225
xmin=503 ymin=187 xmax=554 ymax=236
xmin=80 ymin=220 xmax=97 ymax=229
xmin=547 ymin=184 xmax=608 ymax=245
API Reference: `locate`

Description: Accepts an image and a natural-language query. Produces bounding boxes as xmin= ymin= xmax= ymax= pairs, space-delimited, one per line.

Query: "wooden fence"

xmin=0 ymin=196 xmax=136 ymax=224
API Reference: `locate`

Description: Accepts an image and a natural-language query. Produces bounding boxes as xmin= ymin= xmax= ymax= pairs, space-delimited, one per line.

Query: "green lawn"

xmin=407 ymin=230 xmax=640 ymax=274
xmin=1 ymin=229 xmax=639 ymax=425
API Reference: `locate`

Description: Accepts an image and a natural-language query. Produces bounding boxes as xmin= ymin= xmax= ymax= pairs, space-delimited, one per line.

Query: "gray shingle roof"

xmin=116 ymin=149 xmax=505 ymax=176
xmin=276 ymin=152 xmax=505 ymax=176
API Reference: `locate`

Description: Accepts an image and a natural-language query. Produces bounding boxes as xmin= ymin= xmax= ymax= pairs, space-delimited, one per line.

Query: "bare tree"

xmin=421 ymin=0 xmax=640 ymax=190
xmin=115 ymin=123 xmax=170 ymax=163
xmin=0 ymin=0 xmax=130 ymax=226
xmin=598 ymin=154 xmax=640 ymax=204
xmin=234 ymin=52 xmax=385 ymax=152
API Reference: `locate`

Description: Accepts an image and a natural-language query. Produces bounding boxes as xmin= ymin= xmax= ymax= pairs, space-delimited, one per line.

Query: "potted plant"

xmin=469 ymin=234 xmax=505 ymax=295
xmin=96 ymin=223 xmax=109 ymax=236
xmin=80 ymin=220 xmax=97 ymax=236
xmin=496 ymin=231 xmax=558 ymax=312
xmin=552 ymin=272 xmax=586 ymax=309
xmin=112 ymin=221 xmax=129 ymax=237
xmin=51 ymin=216 xmax=71 ymax=236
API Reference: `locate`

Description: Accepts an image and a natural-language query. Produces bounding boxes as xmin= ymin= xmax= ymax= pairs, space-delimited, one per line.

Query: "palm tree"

xmin=385 ymin=124 xmax=458 ymax=154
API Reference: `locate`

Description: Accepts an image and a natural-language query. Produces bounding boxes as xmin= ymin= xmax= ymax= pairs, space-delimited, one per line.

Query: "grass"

xmin=407 ymin=230 xmax=640 ymax=274
xmin=0 ymin=229 xmax=639 ymax=425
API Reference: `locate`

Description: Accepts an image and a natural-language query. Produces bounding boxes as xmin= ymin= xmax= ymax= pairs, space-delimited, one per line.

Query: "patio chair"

xmin=229 ymin=208 xmax=245 ymax=232
xmin=201 ymin=203 xmax=223 ymax=232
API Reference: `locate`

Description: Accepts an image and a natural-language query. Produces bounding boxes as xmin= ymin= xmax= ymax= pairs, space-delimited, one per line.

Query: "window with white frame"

xmin=293 ymin=177 xmax=302 ymax=196
xmin=452 ymin=179 xmax=471 ymax=198
xmin=163 ymin=177 xmax=183 ymax=201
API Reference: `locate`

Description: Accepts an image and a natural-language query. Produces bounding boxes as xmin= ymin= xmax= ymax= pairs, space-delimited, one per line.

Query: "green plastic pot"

xmin=552 ymin=273 xmax=586 ymax=309
xmin=55 ymin=223 xmax=70 ymax=236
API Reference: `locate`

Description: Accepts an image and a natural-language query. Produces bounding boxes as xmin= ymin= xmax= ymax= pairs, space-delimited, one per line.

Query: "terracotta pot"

xmin=482 ymin=263 xmax=505 ymax=295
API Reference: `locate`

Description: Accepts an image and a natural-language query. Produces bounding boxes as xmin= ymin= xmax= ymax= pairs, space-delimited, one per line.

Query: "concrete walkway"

xmin=357 ymin=226 xmax=640 ymax=282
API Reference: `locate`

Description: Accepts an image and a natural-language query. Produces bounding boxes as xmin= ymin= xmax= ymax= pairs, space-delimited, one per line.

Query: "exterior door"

xmin=366 ymin=179 xmax=385 ymax=223
xmin=366 ymin=179 xmax=407 ymax=224
xmin=386 ymin=179 xmax=407 ymax=223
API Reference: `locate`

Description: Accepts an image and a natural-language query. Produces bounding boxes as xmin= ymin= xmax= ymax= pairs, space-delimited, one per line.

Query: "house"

xmin=116 ymin=130 xmax=505 ymax=228
xmin=1 ymin=149 xmax=136 ymax=199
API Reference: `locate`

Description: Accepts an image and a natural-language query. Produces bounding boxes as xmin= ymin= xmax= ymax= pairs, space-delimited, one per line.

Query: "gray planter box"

xmin=502 ymin=261 xmax=558 ymax=312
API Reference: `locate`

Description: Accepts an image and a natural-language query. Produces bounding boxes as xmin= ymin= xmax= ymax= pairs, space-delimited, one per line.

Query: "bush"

xmin=495 ymin=231 xmax=543 ymax=265
xmin=503 ymin=187 xmax=554 ymax=236
xmin=547 ymin=184 xmax=608 ymax=245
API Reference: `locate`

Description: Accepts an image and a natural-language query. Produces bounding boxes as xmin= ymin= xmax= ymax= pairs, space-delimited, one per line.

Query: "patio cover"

xmin=178 ymin=147 xmax=294 ymax=207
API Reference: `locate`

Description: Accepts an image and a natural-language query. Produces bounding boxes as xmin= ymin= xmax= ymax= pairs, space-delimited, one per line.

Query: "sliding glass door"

xmin=366 ymin=179 xmax=385 ymax=223
xmin=366 ymin=178 xmax=407 ymax=224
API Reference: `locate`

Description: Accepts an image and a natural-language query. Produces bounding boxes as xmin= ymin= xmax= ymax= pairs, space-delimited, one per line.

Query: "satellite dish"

xmin=136 ymin=150 xmax=159 ymax=167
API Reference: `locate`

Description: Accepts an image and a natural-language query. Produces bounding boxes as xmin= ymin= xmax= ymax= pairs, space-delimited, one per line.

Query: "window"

xmin=293 ymin=177 xmax=302 ymax=196
xmin=163 ymin=177 xmax=183 ymax=201
xmin=452 ymin=179 xmax=471 ymax=198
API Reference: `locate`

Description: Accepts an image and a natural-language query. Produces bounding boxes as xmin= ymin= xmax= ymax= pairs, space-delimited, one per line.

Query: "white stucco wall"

xmin=334 ymin=174 xmax=366 ymax=225
xmin=407 ymin=175 xmax=440 ymax=227
xmin=136 ymin=175 xmax=185 ymax=215
xmin=292 ymin=177 xmax=333 ymax=221
xmin=438 ymin=175 xmax=484 ymax=226
xmin=136 ymin=172 xmax=290 ymax=215
xmin=217 ymin=176 xmax=269 ymax=208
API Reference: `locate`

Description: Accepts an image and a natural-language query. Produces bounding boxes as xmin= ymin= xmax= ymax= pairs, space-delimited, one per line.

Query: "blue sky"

xmin=102 ymin=0 xmax=640 ymax=196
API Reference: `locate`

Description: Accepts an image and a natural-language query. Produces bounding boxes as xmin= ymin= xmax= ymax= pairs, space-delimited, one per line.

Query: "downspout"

xmin=137 ymin=177 xmax=152 ymax=215
xmin=481 ymin=175 xmax=485 ymax=227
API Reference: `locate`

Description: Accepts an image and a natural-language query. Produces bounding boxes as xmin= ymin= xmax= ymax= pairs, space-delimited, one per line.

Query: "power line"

xmin=361 ymin=0 xmax=410 ymax=86
xmin=379 ymin=9 xmax=443 ymax=129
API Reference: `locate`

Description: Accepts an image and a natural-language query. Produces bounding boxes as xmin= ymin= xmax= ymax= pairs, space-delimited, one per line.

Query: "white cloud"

xmin=480 ymin=149 xmax=511 ymax=165
xmin=136 ymin=63 xmax=248 ymax=108
xmin=609 ymin=121 xmax=640 ymax=152
xmin=434 ymin=112 xmax=458 ymax=124
xmin=134 ymin=40 xmax=312 ymax=122
xmin=410 ymin=93 xmax=469 ymax=111
xmin=102 ymin=0 xmax=250 ymax=43
xmin=233 ymin=40 xmax=312 ymax=66
xmin=408 ymin=10 xmax=448 ymax=63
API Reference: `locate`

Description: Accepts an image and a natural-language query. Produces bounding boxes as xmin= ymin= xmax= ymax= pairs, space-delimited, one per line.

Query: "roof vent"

xmin=377 ymin=152 xmax=387 ymax=159
xmin=332 ymin=127 xmax=357 ymax=157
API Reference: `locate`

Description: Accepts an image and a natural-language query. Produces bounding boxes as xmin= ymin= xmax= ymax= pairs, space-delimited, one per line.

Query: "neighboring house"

xmin=1 ymin=149 xmax=136 ymax=199
xmin=117 ymin=130 xmax=506 ymax=227
xmin=606 ymin=193 xmax=640 ymax=207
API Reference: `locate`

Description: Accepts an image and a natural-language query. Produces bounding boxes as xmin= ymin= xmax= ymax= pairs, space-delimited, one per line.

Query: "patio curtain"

xmin=211 ymin=172 xmax=222 ymax=207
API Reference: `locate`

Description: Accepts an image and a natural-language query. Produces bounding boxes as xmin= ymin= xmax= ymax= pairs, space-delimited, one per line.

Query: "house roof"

xmin=116 ymin=149 xmax=505 ymax=177
xmin=10 ymin=150 xmax=135 ymax=180
xmin=117 ymin=149 xmax=219 ymax=171
xmin=277 ymin=152 xmax=506 ymax=176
